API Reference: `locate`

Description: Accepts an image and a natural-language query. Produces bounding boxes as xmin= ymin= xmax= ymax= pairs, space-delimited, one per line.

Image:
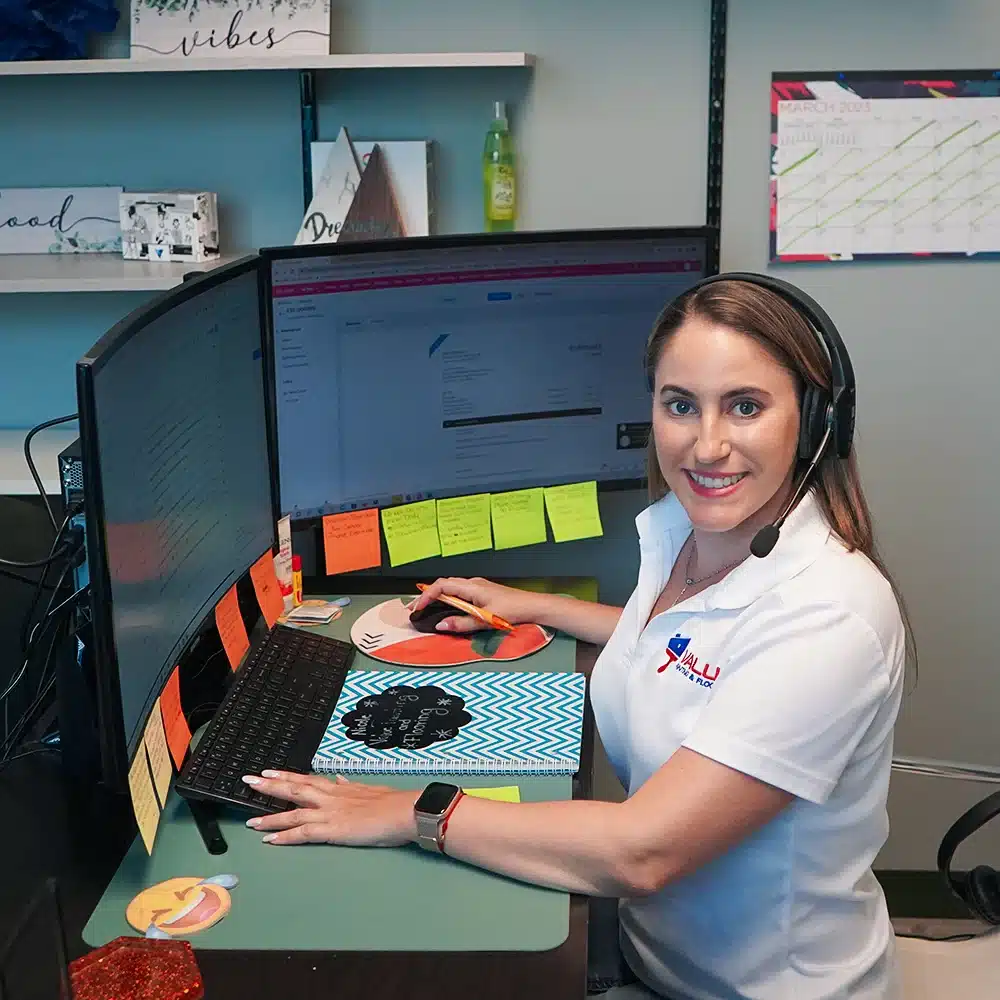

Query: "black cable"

xmin=23 ymin=413 xmax=77 ymax=534
xmin=0 ymin=744 xmax=60 ymax=776
xmin=0 ymin=545 xmax=76 ymax=570
xmin=20 ymin=504 xmax=82 ymax=655
xmin=2 ymin=577 xmax=74 ymax=756
xmin=1 ymin=671 xmax=57 ymax=762
xmin=1 ymin=563 xmax=67 ymax=711
xmin=0 ymin=566 xmax=58 ymax=589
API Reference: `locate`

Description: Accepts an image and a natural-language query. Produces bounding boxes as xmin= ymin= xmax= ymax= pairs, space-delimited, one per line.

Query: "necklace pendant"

xmin=685 ymin=578 xmax=694 ymax=586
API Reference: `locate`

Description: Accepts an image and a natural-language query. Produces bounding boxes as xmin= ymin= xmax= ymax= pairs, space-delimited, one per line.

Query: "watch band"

xmin=415 ymin=788 xmax=464 ymax=854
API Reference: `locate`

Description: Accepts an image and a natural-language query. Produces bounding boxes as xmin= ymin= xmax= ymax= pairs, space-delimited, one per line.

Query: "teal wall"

xmin=0 ymin=0 xmax=709 ymax=605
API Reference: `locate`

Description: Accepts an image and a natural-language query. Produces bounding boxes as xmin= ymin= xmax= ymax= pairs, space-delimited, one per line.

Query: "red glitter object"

xmin=69 ymin=936 xmax=204 ymax=1000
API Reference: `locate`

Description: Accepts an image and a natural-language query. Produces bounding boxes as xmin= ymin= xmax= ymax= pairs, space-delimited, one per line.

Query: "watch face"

xmin=414 ymin=782 xmax=460 ymax=816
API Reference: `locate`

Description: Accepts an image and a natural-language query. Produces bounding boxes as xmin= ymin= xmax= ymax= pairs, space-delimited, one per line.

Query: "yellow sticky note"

xmin=127 ymin=745 xmax=161 ymax=856
xmin=543 ymin=481 xmax=604 ymax=543
xmin=380 ymin=499 xmax=441 ymax=567
xmin=144 ymin=699 xmax=173 ymax=808
xmin=464 ymin=785 xmax=521 ymax=803
xmin=436 ymin=494 xmax=492 ymax=557
xmin=491 ymin=488 xmax=547 ymax=550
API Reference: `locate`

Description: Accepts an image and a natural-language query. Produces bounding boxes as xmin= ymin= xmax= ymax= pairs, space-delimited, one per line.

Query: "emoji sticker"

xmin=126 ymin=874 xmax=238 ymax=938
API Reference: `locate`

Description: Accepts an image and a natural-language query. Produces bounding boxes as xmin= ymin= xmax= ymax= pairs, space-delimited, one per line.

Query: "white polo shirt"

xmin=590 ymin=489 xmax=906 ymax=1000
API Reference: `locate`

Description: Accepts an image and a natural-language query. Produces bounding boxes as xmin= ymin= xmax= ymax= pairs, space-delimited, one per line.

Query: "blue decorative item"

xmin=0 ymin=0 xmax=120 ymax=62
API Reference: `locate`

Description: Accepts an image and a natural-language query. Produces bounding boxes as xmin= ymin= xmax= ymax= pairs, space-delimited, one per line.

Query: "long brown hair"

xmin=645 ymin=279 xmax=916 ymax=672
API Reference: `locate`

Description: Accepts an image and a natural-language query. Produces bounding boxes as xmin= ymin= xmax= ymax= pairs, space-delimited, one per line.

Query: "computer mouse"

xmin=409 ymin=599 xmax=461 ymax=634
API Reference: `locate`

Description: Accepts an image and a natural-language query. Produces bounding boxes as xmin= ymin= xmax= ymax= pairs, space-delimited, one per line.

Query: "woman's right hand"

xmin=408 ymin=577 xmax=545 ymax=633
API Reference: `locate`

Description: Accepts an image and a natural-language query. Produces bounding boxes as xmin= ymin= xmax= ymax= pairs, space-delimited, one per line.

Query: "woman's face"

xmin=651 ymin=316 xmax=800 ymax=534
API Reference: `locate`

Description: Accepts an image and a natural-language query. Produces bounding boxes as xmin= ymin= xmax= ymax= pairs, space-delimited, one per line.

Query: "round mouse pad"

xmin=351 ymin=597 xmax=554 ymax=667
xmin=126 ymin=877 xmax=232 ymax=937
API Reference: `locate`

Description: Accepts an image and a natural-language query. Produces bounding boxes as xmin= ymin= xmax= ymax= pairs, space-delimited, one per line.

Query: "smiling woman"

xmin=245 ymin=273 xmax=914 ymax=1000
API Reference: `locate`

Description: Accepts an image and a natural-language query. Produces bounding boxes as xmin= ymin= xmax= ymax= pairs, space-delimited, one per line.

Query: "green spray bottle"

xmin=483 ymin=101 xmax=516 ymax=232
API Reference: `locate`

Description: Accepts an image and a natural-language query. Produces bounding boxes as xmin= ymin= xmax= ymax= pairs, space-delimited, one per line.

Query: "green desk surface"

xmin=84 ymin=594 xmax=581 ymax=954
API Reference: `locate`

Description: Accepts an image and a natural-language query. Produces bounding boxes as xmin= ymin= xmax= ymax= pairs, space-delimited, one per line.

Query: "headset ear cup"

xmin=966 ymin=866 xmax=1000 ymax=924
xmin=798 ymin=387 xmax=825 ymax=461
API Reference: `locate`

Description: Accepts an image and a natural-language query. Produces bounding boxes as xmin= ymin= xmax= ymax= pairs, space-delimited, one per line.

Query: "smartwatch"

xmin=414 ymin=782 xmax=465 ymax=854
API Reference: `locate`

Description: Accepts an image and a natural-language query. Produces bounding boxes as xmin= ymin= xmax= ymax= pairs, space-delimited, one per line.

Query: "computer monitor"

xmin=262 ymin=227 xmax=717 ymax=522
xmin=77 ymin=257 xmax=276 ymax=791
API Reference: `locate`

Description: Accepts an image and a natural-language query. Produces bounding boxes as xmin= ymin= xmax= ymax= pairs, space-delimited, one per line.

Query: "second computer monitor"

xmin=263 ymin=228 xmax=716 ymax=521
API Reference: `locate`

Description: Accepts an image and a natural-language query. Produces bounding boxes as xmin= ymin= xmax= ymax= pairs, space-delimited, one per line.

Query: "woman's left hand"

xmin=241 ymin=771 xmax=418 ymax=847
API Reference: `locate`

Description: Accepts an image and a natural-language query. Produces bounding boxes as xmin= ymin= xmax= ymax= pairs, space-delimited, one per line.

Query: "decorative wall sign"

xmin=0 ymin=187 xmax=122 ymax=254
xmin=294 ymin=126 xmax=361 ymax=245
xmin=130 ymin=0 xmax=331 ymax=60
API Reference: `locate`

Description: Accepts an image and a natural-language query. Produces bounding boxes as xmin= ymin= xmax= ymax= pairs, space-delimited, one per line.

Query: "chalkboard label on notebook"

xmin=341 ymin=685 xmax=472 ymax=751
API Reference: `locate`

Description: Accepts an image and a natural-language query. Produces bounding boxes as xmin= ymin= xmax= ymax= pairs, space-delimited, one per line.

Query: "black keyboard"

xmin=175 ymin=624 xmax=354 ymax=816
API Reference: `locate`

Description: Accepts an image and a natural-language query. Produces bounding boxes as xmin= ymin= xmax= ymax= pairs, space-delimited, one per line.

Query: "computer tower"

xmin=58 ymin=438 xmax=88 ymax=591
xmin=53 ymin=437 xmax=100 ymax=783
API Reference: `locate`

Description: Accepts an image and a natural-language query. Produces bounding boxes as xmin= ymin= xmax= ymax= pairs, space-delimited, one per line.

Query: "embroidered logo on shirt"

xmin=657 ymin=633 xmax=719 ymax=688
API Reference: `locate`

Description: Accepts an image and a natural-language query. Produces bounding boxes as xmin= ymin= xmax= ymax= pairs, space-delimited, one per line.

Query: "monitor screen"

xmin=264 ymin=229 xmax=715 ymax=521
xmin=78 ymin=259 xmax=275 ymax=785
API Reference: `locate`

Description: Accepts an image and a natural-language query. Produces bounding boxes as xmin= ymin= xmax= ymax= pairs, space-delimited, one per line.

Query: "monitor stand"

xmin=185 ymin=797 xmax=228 ymax=855
xmin=58 ymin=619 xmax=229 ymax=856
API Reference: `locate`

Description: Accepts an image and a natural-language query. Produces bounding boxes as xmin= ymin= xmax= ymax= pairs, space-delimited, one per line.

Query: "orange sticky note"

xmin=215 ymin=585 xmax=250 ymax=671
xmin=160 ymin=666 xmax=191 ymax=771
xmin=323 ymin=509 xmax=381 ymax=575
xmin=250 ymin=550 xmax=284 ymax=628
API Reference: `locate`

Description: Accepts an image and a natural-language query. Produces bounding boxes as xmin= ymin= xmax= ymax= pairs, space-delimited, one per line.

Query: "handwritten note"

xmin=127 ymin=746 xmax=161 ymax=856
xmin=250 ymin=551 xmax=284 ymax=628
xmin=464 ymin=786 xmax=521 ymax=803
xmin=380 ymin=500 xmax=441 ymax=567
xmin=144 ymin=702 xmax=173 ymax=808
xmin=160 ymin=666 xmax=192 ymax=771
xmin=214 ymin=584 xmax=250 ymax=670
xmin=543 ymin=481 xmax=604 ymax=543
xmin=436 ymin=494 xmax=492 ymax=557
xmin=323 ymin=509 xmax=382 ymax=574
xmin=490 ymin=488 xmax=547 ymax=550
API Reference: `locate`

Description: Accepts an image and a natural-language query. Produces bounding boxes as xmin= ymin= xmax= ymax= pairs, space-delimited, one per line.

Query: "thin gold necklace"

xmin=675 ymin=539 xmax=747 ymax=604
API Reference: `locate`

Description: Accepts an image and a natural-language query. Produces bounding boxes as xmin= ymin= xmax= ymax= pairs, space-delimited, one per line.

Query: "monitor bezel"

xmin=77 ymin=254 xmax=279 ymax=793
xmin=259 ymin=226 xmax=719 ymax=528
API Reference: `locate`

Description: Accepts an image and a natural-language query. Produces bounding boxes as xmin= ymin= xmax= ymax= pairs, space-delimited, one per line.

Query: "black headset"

xmin=646 ymin=271 xmax=856 ymax=558
xmin=937 ymin=789 xmax=1000 ymax=924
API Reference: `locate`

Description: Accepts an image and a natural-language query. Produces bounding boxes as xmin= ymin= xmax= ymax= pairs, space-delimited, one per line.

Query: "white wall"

xmin=722 ymin=0 xmax=1000 ymax=869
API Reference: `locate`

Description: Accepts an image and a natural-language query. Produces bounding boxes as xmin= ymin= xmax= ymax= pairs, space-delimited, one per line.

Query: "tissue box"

xmin=120 ymin=191 xmax=219 ymax=263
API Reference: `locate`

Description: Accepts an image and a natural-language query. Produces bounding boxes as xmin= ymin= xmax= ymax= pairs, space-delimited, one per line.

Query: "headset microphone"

xmin=750 ymin=422 xmax=833 ymax=558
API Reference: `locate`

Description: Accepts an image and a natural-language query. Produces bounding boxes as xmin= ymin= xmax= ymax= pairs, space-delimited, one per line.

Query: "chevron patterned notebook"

xmin=311 ymin=668 xmax=586 ymax=775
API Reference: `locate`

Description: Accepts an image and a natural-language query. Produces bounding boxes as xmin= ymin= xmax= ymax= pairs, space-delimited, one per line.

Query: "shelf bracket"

xmin=706 ymin=0 xmax=728 ymax=268
xmin=299 ymin=69 xmax=318 ymax=212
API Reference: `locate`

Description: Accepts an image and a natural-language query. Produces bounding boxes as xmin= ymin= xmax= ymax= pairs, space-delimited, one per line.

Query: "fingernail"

xmin=242 ymin=775 xmax=261 ymax=786
xmin=436 ymin=621 xmax=451 ymax=631
xmin=261 ymin=769 xmax=281 ymax=778
xmin=246 ymin=818 xmax=260 ymax=828
xmin=261 ymin=834 xmax=277 ymax=844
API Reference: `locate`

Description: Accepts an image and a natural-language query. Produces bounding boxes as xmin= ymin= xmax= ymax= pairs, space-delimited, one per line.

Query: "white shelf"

xmin=0 ymin=51 xmax=534 ymax=77
xmin=0 ymin=428 xmax=78 ymax=495
xmin=0 ymin=252 xmax=252 ymax=293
